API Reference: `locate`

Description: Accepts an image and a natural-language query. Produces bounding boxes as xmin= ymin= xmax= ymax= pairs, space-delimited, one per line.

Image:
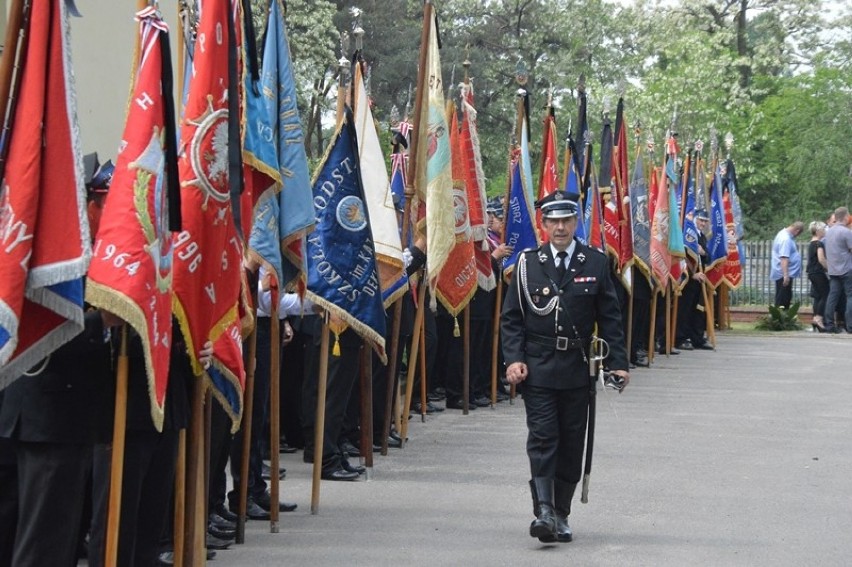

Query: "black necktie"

xmin=556 ymin=251 xmax=568 ymax=280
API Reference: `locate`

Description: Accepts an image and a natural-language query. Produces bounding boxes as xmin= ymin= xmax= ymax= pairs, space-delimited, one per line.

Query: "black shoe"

xmin=631 ymin=353 xmax=650 ymax=367
xmin=321 ymin=467 xmax=359 ymax=481
xmin=676 ymin=340 xmax=694 ymax=350
xmin=496 ymin=390 xmax=510 ymax=402
xmin=412 ymin=400 xmax=444 ymax=413
xmin=261 ymin=462 xmax=286 ymax=480
xmin=303 ymin=449 xmax=314 ymax=463
xmin=279 ymin=442 xmax=298 ymax=454
xmin=209 ymin=512 xmax=236 ymax=531
xmin=694 ymin=342 xmax=714 ymax=350
xmin=341 ymin=457 xmax=366 ymax=474
xmin=214 ymin=504 xmax=238 ymax=523
xmin=340 ymin=439 xmax=361 ymax=458
xmin=472 ymin=395 xmax=491 ymax=407
xmin=445 ymin=398 xmax=476 ymax=410
xmin=236 ymin=499 xmax=270 ymax=520
xmin=657 ymin=347 xmax=680 ymax=355
xmin=158 ymin=551 xmax=174 ymax=566
xmin=206 ymin=534 xmax=233 ymax=550
xmin=372 ymin=435 xmax=403 ymax=451
xmin=427 ymin=391 xmax=445 ymax=402
xmin=207 ymin=522 xmax=236 ymax=540
xmin=254 ymin=490 xmax=298 ymax=513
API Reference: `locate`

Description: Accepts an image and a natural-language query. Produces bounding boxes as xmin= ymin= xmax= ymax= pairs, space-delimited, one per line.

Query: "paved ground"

xmin=205 ymin=331 xmax=851 ymax=566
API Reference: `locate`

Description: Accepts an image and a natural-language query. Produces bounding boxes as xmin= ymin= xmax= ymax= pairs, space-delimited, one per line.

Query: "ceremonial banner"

xmin=667 ymin=159 xmax=686 ymax=284
xmin=85 ymin=9 xmax=177 ymax=429
xmin=612 ymin=98 xmax=633 ymax=287
xmin=564 ymin=136 xmax=587 ymax=244
xmin=650 ymin=168 xmax=672 ymax=288
xmin=412 ymin=8 xmax=454 ymax=291
xmin=0 ymin=0 xmax=90 ymax=388
xmin=244 ymin=0 xmax=284 ymax=282
xmin=725 ymin=159 xmax=746 ymax=264
xmin=502 ymin=158 xmax=539 ymax=278
xmin=681 ymin=152 xmax=701 ymax=263
xmin=600 ymin=115 xmax=620 ymax=259
xmin=265 ymin=0 xmax=315 ymax=289
xmin=705 ymin=165 xmax=728 ymax=285
xmin=435 ymin=104 xmax=476 ymax=316
xmin=173 ymin=0 xmax=244 ymax=424
xmin=459 ymin=82 xmax=494 ymax=291
xmin=585 ymin=159 xmax=605 ymax=252
xmin=720 ymin=190 xmax=743 ymax=288
xmin=352 ymin=61 xmax=407 ymax=307
xmin=305 ymin=112 xmax=386 ymax=362
xmin=629 ymin=149 xmax=652 ymax=284
xmin=536 ymin=107 xmax=559 ymax=238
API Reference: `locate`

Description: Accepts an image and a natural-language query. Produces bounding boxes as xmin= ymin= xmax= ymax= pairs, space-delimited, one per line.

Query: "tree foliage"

xmin=256 ymin=0 xmax=851 ymax=235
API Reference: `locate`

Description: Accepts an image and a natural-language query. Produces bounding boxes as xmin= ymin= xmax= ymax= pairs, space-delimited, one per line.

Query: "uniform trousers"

xmin=9 ymin=441 xmax=91 ymax=567
xmin=88 ymin=430 xmax=178 ymax=567
xmin=522 ymin=385 xmax=589 ymax=483
xmin=0 ymin=437 xmax=17 ymax=567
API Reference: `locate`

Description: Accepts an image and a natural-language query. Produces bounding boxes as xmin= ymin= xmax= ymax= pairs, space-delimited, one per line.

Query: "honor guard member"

xmin=501 ymin=190 xmax=629 ymax=543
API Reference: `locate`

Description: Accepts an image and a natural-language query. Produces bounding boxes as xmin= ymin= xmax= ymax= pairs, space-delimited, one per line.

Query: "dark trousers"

xmin=89 ymin=429 xmax=178 ymax=567
xmin=410 ymin=303 xmax=438 ymax=397
xmin=522 ymin=385 xmax=589 ymax=483
xmin=209 ymin=401 xmax=232 ymax=511
xmin=436 ymin=310 xmax=465 ymax=401
xmin=631 ymin=276 xmax=652 ymax=356
xmin=824 ymin=272 xmax=852 ymax=331
xmin=677 ymin=278 xmax=707 ymax=345
xmin=469 ymin=317 xmax=493 ymax=398
xmin=0 ymin=439 xmax=17 ymax=567
xmin=229 ymin=316 xmax=273 ymax=504
xmin=10 ymin=441 xmax=91 ymax=567
xmin=774 ymin=278 xmax=793 ymax=309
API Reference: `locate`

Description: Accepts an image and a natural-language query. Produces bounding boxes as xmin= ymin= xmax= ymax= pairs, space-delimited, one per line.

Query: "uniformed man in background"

xmin=501 ymin=190 xmax=629 ymax=544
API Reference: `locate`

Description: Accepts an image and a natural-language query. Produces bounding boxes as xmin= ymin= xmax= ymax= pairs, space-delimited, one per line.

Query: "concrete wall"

xmin=69 ymin=2 xmax=180 ymax=160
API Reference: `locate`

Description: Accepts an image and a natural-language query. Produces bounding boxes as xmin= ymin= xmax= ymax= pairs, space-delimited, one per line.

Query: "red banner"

xmin=0 ymin=0 xmax=90 ymax=388
xmin=172 ymin=0 xmax=244 ymax=424
xmin=435 ymin=105 xmax=476 ymax=316
xmin=85 ymin=9 xmax=174 ymax=430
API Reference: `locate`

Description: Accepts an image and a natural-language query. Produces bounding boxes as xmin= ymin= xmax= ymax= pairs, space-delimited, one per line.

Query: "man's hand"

xmin=492 ymin=243 xmax=513 ymax=261
xmin=506 ymin=361 xmax=528 ymax=385
xmin=281 ymin=320 xmax=294 ymax=346
xmin=199 ymin=340 xmax=214 ymax=371
xmin=610 ymin=369 xmax=630 ymax=393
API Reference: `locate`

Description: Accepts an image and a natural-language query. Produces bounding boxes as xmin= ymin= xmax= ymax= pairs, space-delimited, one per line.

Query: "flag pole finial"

xmin=463 ymin=44 xmax=471 ymax=85
xmin=724 ymin=131 xmax=734 ymax=160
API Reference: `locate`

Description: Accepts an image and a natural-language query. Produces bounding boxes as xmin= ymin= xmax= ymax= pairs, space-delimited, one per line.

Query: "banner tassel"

xmin=332 ymin=332 xmax=341 ymax=357
xmin=453 ymin=316 xmax=460 ymax=337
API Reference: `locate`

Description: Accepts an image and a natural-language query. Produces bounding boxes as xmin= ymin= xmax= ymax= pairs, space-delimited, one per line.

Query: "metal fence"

xmin=729 ymin=240 xmax=813 ymax=307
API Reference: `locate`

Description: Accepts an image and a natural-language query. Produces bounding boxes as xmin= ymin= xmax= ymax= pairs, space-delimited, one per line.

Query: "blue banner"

xmin=263 ymin=0 xmax=315 ymax=287
xmin=682 ymin=156 xmax=700 ymax=261
xmin=502 ymin=161 xmax=539 ymax=276
xmin=706 ymin=167 xmax=728 ymax=271
xmin=630 ymin=151 xmax=652 ymax=278
xmin=305 ymin=112 xmax=386 ymax=362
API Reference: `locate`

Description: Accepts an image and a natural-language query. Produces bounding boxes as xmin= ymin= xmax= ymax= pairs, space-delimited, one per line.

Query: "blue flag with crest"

xmin=502 ymin=160 xmax=539 ymax=277
xmin=706 ymin=165 xmax=728 ymax=271
xmin=305 ymin=111 xmax=386 ymax=363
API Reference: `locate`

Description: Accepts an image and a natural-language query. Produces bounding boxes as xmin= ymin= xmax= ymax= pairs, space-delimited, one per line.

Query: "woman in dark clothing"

xmin=807 ymin=221 xmax=830 ymax=332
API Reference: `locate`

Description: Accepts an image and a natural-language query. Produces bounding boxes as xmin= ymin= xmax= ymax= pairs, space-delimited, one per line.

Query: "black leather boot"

xmin=551 ymin=479 xmax=577 ymax=542
xmin=528 ymin=478 xmax=556 ymax=541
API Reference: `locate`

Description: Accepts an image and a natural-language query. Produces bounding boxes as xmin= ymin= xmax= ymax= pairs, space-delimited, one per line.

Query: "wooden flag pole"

xmin=400 ymin=281 xmax=426 ymax=445
xmin=173 ymin=2 xmax=187 ymax=562
xmin=648 ymin=288 xmax=658 ymax=364
xmin=359 ymin=341 xmax=374 ymax=476
xmin=380 ymin=299 xmax=402 ymax=455
xmin=104 ymin=325 xmax=129 ymax=567
xmin=490 ymin=276 xmax=504 ymax=405
xmin=182 ymin=375 xmax=207 ymax=567
xmin=235 ymin=304 xmax=257 ymax=543
xmin=0 ymin=0 xmax=26 ymax=181
xmin=310 ymin=317 xmax=331 ymax=514
xmin=418 ymin=309 xmax=427 ymax=422
xmin=269 ymin=298 xmax=281 ymax=532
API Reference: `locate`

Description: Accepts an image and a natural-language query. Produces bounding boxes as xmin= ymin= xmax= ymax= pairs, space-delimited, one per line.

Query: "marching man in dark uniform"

xmin=501 ymin=190 xmax=630 ymax=543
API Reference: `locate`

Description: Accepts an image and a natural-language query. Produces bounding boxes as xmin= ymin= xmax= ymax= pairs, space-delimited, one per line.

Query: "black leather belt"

xmin=526 ymin=332 xmax=586 ymax=351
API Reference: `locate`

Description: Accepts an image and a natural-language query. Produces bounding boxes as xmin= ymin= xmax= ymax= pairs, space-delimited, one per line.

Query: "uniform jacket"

xmin=501 ymin=240 xmax=628 ymax=390
xmin=0 ymin=310 xmax=113 ymax=444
